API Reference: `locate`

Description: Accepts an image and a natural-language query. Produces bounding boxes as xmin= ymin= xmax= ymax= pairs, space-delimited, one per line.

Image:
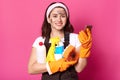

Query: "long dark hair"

xmin=41 ymin=2 xmax=74 ymax=38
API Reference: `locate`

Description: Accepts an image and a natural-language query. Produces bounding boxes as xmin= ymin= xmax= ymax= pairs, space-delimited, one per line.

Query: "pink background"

xmin=0 ymin=0 xmax=120 ymax=80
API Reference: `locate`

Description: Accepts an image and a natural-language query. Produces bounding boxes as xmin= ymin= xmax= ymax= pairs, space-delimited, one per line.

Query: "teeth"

xmin=56 ymin=23 xmax=62 ymax=26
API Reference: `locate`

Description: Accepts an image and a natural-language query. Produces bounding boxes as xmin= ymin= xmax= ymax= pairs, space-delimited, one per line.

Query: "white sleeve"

xmin=32 ymin=37 xmax=46 ymax=63
xmin=32 ymin=37 xmax=44 ymax=48
xmin=69 ymin=33 xmax=81 ymax=48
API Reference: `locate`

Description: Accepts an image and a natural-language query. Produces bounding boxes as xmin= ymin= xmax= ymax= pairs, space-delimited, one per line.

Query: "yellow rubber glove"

xmin=47 ymin=58 xmax=78 ymax=75
xmin=78 ymin=26 xmax=92 ymax=58
xmin=47 ymin=58 xmax=64 ymax=75
xmin=47 ymin=45 xmax=79 ymax=75
xmin=59 ymin=59 xmax=78 ymax=72
xmin=63 ymin=45 xmax=79 ymax=61
xmin=46 ymin=37 xmax=60 ymax=62
xmin=60 ymin=45 xmax=79 ymax=72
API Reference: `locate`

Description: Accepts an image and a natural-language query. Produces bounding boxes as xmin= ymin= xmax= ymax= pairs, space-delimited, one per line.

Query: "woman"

xmin=28 ymin=2 xmax=92 ymax=80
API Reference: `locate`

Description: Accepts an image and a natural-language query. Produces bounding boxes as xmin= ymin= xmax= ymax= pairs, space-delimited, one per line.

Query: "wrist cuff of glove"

xmin=46 ymin=62 xmax=52 ymax=75
xmin=79 ymin=52 xmax=90 ymax=58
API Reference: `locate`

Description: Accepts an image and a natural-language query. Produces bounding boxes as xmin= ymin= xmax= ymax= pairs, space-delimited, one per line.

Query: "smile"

xmin=55 ymin=23 xmax=63 ymax=26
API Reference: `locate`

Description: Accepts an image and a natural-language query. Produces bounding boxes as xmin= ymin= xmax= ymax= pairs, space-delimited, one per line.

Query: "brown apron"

xmin=42 ymin=32 xmax=78 ymax=80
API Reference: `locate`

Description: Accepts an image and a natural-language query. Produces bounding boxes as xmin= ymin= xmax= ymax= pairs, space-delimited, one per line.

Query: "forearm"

xmin=75 ymin=58 xmax=87 ymax=73
xmin=28 ymin=61 xmax=47 ymax=74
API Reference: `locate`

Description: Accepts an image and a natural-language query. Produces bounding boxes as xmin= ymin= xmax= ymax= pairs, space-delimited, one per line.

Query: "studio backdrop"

xmin=0 ymin=0 xmax=120 ymax=80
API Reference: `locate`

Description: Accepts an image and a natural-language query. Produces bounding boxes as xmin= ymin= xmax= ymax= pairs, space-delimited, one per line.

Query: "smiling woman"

xmin=1 ymin=0 xmax=120 ymax=80
xmin=28 ymin=2 xmax=92 ymax=80
xmin=47 ymin=7 xmax=67 ymax=32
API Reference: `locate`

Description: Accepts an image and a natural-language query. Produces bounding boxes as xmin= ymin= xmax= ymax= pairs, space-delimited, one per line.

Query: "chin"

xmin=57 ymin=27 xmax=64 ymax=30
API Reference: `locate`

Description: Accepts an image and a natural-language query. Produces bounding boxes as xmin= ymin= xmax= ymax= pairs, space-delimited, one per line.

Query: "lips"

xmin=55 ymin=23 xmax=63 ymax=26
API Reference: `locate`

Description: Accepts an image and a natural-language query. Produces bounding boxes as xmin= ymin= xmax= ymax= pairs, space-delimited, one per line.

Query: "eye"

xmin=62 ymin=16 xmax=66 ymax=17
xmin=61 ymin=15 xmax=66 ymax=18
xmin=52 ymin=15 xmax=57 ymax=18
xmin=53 ymin=15 xmax=57 ymax=18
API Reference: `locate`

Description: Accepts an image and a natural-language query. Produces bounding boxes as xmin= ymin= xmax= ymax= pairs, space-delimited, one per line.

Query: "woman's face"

xmin=48 ymin=7 xmax=67 ymax=31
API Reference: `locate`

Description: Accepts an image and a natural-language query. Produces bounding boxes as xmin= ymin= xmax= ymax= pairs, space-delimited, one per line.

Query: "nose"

xmin=57 ymin=16 xmax=62 ymax=21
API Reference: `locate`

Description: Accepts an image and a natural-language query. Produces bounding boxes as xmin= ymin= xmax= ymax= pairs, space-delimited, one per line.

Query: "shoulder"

xmin=34 ymin=36 xmax=45 ymax=42
xmin=69 ymin=33 xmax=78 ymax=40
xmin=69 ymin=33 xmax=78 ymax=37
xmin=32 ymin=36 xmax=45 ymax=47
xmin=69 ymin=33 xmax=81 ymax=48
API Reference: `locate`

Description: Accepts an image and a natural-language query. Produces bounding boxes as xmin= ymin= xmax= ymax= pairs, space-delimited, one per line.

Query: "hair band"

xmin=46 ymin=3 xmax=68 ymax=18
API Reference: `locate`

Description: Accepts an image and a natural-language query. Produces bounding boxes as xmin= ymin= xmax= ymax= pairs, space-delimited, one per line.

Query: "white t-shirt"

xmin=32 ymin=33 xmax=81 ymax=63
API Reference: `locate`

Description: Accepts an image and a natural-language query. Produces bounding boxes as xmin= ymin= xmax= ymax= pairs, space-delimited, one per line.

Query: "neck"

xmin=50 ymin=30 xmax=64 ymax=39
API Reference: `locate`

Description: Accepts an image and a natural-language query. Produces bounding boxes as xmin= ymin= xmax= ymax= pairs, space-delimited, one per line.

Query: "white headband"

xmin=46 ymin=3 xmax=68 ymax=18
